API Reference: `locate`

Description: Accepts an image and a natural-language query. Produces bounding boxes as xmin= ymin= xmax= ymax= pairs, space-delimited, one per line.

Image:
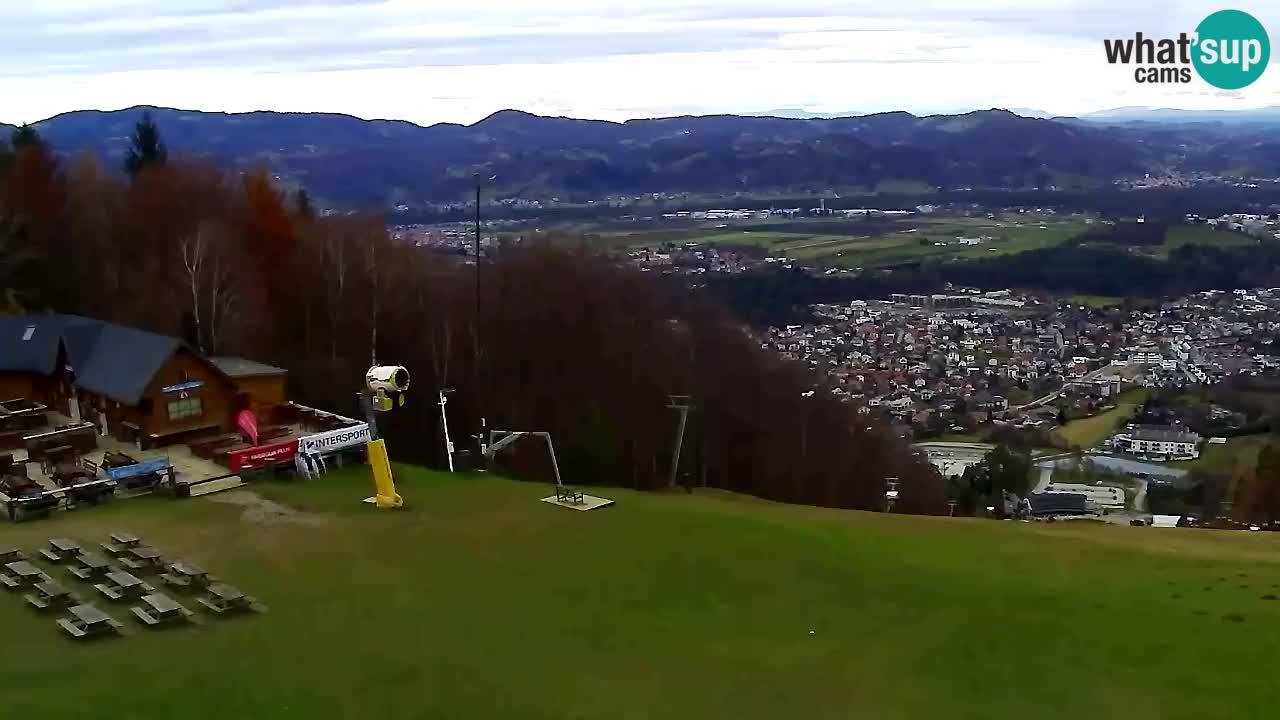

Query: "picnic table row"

xmin=1 ymin=535 xmax=264 ymax=639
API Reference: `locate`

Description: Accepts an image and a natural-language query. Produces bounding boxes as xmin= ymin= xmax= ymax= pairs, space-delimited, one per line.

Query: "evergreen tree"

xmin=125 ymin=111 xmax=167 ymax=177
xmin=295 ymin=188 xmax=313 ymax=217
xmin=11 ymin=123 xmax=42 ymax=148
xmin=958 ymin=442 xmax=1033 ymax=518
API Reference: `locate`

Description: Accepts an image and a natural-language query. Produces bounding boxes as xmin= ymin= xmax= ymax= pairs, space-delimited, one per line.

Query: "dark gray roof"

xmin=0 ymin=315 xmax=63 ymax=374
xmin=1132 ymin=426 xmax=1199 ymax=444
xmin=1028 ymin=493 xmax=1088 ymax=516
xmin=0 ymin=315 xmax=184 ymax=405
xmin=73 ymin=323 xmax=182 ymax=405
xmin=210 ymin=357 xmax=287 ymax=378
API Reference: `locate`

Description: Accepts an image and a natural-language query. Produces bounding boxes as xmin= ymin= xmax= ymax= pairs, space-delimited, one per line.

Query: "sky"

xmin=3 ymin=0 xmax=1279 ymax=126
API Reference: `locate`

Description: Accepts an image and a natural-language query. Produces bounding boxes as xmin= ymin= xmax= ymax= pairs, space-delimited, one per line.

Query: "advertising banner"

xmin=229 ymin=438 xmax=299 ymax=472
xmin=298 ymin=423 xmax=371 ymax=456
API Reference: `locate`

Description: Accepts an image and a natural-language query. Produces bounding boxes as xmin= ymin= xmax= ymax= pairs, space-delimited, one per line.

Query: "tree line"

xmin=0 ymin=114 xmax=945 ymax=514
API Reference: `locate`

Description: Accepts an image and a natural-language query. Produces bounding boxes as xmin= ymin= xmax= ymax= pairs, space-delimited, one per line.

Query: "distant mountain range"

xmin=1078 ymin=106 xmax=1280 ymax=125
xmin=5 ymin=105 xmax=1280 ymax=207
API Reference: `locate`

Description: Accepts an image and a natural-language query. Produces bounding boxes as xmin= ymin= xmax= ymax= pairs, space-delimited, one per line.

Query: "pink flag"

xmin=236 ymin=409 xmax=259 ymax=446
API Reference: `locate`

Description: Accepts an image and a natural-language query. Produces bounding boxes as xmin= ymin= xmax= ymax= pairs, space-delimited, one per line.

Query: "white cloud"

xmin=2 ymin=0 xmax=1278 ymax=125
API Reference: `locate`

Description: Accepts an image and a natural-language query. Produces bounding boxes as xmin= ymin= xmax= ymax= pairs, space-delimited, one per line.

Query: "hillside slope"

xmin=25 ymin=106 xmax=1166 ymax=206
xmin=1 ymin=466 xmax=1277 ymax=719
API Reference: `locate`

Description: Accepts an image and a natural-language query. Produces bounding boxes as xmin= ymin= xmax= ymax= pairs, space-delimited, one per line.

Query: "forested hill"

xmin=0 ymin=105 xmax=1207 ymax=207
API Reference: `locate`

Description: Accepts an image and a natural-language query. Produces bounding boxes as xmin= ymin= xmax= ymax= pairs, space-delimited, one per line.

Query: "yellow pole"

xmin=366 ymin=438 xmax=402 ymax=509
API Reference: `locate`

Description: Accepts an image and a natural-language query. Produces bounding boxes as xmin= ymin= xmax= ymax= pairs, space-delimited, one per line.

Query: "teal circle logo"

xmin=1192 ymin=10 xmax=1270 ymax=89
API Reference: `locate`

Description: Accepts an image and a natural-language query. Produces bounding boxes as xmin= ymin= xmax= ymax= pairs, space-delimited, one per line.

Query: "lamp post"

xmin=473 ymin=173 xmax=497 ymax=461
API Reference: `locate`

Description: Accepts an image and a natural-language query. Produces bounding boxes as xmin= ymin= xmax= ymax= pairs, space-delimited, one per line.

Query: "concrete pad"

xmin=540 ymin=494 xmax=614 ymax=511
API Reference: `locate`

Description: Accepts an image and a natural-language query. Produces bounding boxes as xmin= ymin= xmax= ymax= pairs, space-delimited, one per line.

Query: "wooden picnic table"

xmin=95 ymin=570 xmax=154 ymax=601
xmin=170 ymin=561 xmax=207 ymax=578
xmin=2 ymin=560 xmax=50 ymax=589
xmin=0 ymin=546 xmax=24 ymax=563
xmin=5 ymin=560 xmax=47 ymax=581
xmin=106 ymin=571 xmax=146 ymax=589
xmin=58 ymin=604 xmax=122 ymax=639
xmin=41 ymin=537 xmax=83 ymax=562
xmin=35 ymin=580 xmax=72 ymax=599
xmin=50 ymin=538 xmax=82 ymax=554
xmin=101 ymin=533 xmax=143 ymax=556
xmin=121 ymin=546 xmax=164 ymax=573
xmin=69 ymin=553 xmax=111 ymax=580
xmin=132 ymin=592 xmax=193 ymax=626
xmin=130 ymin=546 xmax=162 ymax=561
xmin=26 ymin=580 xmax=77 ymax=611
xmin=161 ymin=561 xmax=216 ymax=590
xmin=70 ymin=604 xmax=112 ymax=626
xmin=199 ymin=583 xmax=252 ymax=613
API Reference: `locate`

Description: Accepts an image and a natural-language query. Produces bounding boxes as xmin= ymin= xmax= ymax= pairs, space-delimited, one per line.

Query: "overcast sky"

xmin=3 ymin=0 xmax=1278 ymax=125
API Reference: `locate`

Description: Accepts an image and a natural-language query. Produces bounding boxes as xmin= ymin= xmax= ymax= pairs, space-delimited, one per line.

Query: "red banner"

xmin=236 ymin=409 xmax=259 ymax=446
xmin=228 ymin=438 xmax=298 ymax=472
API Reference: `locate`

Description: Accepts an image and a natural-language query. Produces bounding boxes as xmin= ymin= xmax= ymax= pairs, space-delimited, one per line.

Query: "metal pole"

xmin=439 ymin=390 xmax=454 ymax=472
xmin=667 ymin=395 xmax=690 ymax=490
xmin=474 ymin=178 xmax=487 ymax=463
xmin=542 ymin=433 xmax=563 ymax=487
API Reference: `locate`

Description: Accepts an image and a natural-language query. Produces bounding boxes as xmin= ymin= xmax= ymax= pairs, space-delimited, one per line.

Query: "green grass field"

xmin=3 ymin=465 xmax=1278 ymax=719
xmin=1156 ymin=226 xmax=1260 ymax=258
xmin=1173 ymin=434 xmax=1275 ymax=473
xmin=1053 ymin=389 xmax=1150 ymax=449
xmin=589 ymin=214 xmax=1090 ymax=269
xmin=827 ymin=218 xmax=1088 ymax=269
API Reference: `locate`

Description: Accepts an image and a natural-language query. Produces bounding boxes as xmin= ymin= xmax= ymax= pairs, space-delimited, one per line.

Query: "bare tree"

xmin=178 ymin=220 xmax=240 ymax=355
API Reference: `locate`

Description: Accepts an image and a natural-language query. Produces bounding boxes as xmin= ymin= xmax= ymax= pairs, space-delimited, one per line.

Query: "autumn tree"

xmin=125 ymin=111 xmax=168 ymax=177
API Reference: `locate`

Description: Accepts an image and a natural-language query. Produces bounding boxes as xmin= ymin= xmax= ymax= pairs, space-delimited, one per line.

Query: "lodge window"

xmin=167 ymin=397 xmax=203 ymax=421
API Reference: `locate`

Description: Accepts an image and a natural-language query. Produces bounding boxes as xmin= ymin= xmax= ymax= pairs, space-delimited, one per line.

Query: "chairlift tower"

xmin=885 ymin=477 xmax=900 ymax=513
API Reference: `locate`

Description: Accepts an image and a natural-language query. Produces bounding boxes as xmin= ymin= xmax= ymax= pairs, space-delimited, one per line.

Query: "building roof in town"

xmin=1131 ymin=425 xmax=1199 ymax=443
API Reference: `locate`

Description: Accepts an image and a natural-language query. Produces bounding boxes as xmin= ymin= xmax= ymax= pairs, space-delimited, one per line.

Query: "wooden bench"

xmin=556 ymin=485 xmax=585 ymax=505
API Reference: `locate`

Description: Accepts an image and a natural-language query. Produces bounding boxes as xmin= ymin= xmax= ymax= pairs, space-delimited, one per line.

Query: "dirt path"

xmin=207 ymin=490 xmax=329 ymax=528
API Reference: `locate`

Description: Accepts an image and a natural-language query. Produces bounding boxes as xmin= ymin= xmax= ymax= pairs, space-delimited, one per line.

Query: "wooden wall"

xmin=233 ymin=374 xmax=288 ymax=420
xmin=0 ymin=373 xmax=35 ymax=402
xmin=95 ymin=350 xmax=239 ymax=440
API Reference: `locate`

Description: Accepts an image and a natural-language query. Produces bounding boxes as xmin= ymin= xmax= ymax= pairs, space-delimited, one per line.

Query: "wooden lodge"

xmin=0 ymin=316 xmax=287 ymax=448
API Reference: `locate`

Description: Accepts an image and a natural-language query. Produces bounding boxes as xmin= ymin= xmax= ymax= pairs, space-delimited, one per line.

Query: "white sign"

xmin=299 ymin=423 xmax=371 ymax=455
